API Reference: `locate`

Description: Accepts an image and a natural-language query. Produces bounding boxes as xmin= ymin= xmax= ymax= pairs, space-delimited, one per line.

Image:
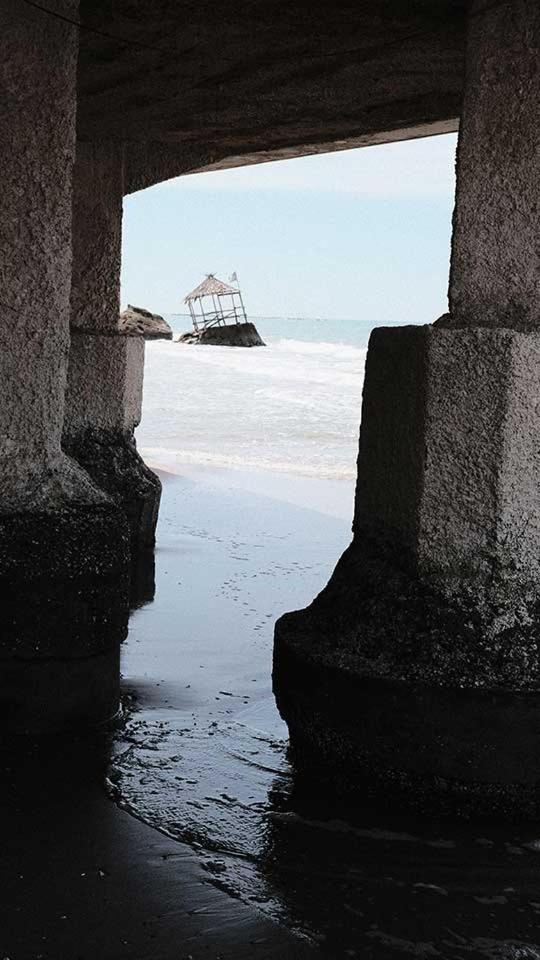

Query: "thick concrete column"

xmin=274 ymin=0 xmax=540 ymax=817
xmin=449 ymin=0 xmax=540 ymax=328
xmin=0 ymin=0 xmax=129 ymax=732
xmin=63 ymin=141 xmax=161 ymax=587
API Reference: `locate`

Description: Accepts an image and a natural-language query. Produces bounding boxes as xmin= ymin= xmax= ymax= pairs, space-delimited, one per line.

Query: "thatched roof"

xmin=184 ymin=274 xmax=238 ymax=302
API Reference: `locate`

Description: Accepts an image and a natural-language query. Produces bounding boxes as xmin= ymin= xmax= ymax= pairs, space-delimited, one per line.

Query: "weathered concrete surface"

xmin=0 ymin=0 xmax=102 ymax=511
xmin=66 ymin=142 xmax=162 ymax=563
xmin=65 ymin=333 xmax=145 ymax=438
xmin=119 ymin=305 xmax=173 ymax=340
xmin=71 ymin=140 xmax=124 ymax=333
xmin=274 ymin=326 xmax=540 ymax=816
xmin=273 ymin=0 xmax=540 ymax=818
xmin=178 ymin=322 xmax=265 ymax=347
xmin=75 ymin=1 xmax=465 ymax=193
xmin=63 ymin=332 xmax=161 ymax=558
xmin=0 ymin=0 xmax=130 ymax=731
xmin=449 ymin=0 xmax=540 ymax=328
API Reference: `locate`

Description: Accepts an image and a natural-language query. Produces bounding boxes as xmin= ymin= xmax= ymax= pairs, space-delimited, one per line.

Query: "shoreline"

xmin=144 ymin=454 xmax=356 ymax=521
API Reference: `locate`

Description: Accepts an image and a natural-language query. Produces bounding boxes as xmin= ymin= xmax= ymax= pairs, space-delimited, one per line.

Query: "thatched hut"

xmin=179 ymin=274 xmax=265 ymax=347
xmin=184 ymin=274 xmax=247 ymax=333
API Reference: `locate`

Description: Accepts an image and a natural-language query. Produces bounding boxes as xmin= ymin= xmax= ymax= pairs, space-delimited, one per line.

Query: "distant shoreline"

xmin=145 ymin=456 xmax=355 ymax=523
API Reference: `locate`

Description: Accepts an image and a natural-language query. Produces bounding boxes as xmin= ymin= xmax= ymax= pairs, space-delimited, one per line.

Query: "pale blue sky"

xmin=121 ymin=132 xmax=458 ymax=323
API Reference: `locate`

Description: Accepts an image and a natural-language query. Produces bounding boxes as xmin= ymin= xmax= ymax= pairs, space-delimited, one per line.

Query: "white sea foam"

xmin=137 ymin=335 xmax=367 ymax=481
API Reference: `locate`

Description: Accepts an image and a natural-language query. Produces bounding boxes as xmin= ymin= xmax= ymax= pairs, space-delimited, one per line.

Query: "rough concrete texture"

xmin=65 ymin=333 xmax=144 ymax=437
xmin=355 ymin=326 xmax=540 ymax=591
xmin=0 ymin=0 xmax=106 ymax=511
xmin=0 ymin=505 xmax=129 ymax=733
xmin=64 ymin=333 xmax=161 ymax=555
xmin=71 ymin=141 xmax=124 ymax=332
xmin=178 ymin=322 xmax=265 ymax=347
xmin=449 ymin=0 xmax=540 ymax=328
xmin=0 ymin=2 xmax=132 ymax=732
xmin=273 ymin=651 xmax=540 ymax=819
xmin=63 ymin=431 xmax=161 ymax=555
xmin=119 ymin=304 xmax=173 ymax=340
xmin=274 ymin=325 xmax=540 ymax=815
xmin=76 ymin=2 xmax=465 ymax=193
xmin=67 ymin=141 xmax=162 ymax=557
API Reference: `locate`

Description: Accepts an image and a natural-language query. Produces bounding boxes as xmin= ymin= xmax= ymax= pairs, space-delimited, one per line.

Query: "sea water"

xmin=136 ymin=314 xmax=380 ymax=480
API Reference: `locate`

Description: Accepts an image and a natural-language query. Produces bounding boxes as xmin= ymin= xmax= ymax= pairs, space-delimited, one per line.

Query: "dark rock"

xmin=177 ymin=322 xmax=265 ymax=347
xmin=119 ymin=305 xmax=173 ymax=340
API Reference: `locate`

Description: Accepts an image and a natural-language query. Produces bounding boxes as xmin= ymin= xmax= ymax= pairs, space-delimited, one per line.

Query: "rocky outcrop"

xmin=177 ymin=321 xmax=265 ymax=347
xmin=119 ymin=304 xmax=173 ymax=340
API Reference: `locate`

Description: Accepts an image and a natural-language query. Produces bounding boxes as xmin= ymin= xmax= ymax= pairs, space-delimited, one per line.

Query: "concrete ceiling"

xmin=76 ymin=0 xmax=467 ymax=192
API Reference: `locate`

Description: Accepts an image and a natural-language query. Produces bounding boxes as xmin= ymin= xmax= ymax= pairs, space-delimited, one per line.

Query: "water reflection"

xmin=110 ymin=697 xmax=540 ymax=959
xmin=263 ymin=776 xmax=540 ymax=958
xmin=113 ymin=469 xmax=540 ymax=957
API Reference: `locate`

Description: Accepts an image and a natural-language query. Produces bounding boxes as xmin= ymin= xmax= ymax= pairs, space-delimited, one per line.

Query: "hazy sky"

xmin=121 ymin=132 xmax=458 ymax=323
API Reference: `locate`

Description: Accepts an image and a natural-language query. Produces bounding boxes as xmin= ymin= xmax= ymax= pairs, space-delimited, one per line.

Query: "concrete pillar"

xmin=449 ymin=0 xmax=540 ymax=329
xmin=63 ymin=142 xmax=161 ymax=590
xmin=0 ymin=0 xmax=129 ymax=732
xmin=274 ymin=0 xmax=540 ymax=817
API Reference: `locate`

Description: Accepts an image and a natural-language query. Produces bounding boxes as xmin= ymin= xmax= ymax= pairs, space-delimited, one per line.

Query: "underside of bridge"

xmin=2 ymin=0 xmax=540 ymax=817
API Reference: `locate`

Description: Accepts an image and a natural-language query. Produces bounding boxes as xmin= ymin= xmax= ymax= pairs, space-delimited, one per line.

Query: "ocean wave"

xmin=140 ymin=446 xmax=357 ymax=481
xmin=269 ymin=337 xmax=367 ymax=360
xmin=138 ymin=335 xmax=364 ymax=482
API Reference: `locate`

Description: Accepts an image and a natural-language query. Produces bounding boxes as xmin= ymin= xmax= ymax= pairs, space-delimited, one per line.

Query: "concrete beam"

xmin=74 ymin=1 xmax=465 ymax=194
xmin=123 ymin=119 xmax=459 ymax=197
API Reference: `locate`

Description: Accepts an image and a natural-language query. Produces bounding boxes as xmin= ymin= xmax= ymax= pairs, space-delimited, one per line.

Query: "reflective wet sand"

xmin=114 ymin=467 xmax=540 ymax=959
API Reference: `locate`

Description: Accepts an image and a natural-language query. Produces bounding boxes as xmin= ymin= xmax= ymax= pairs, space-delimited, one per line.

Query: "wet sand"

xmin=0 ymin=466 xmax=348 ymax=960
xmin=0 ymin=735 xmax=316 ymax=959
xmin=116 ymin=465 xmax=540 ymax=960
xmin=6 ymin=466 xmax=540 ymax=958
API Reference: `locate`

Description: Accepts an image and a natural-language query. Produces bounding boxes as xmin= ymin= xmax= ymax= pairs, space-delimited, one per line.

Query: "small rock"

xmin=119 ymin=304 xmax=173 ymax=340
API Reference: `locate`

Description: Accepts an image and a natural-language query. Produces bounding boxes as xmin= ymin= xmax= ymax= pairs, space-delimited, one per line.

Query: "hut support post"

xmin=0 ymin=0 xmax=129 ymax=733
xmin=63 ymin=140 xmax=162 ymax=603
xmin=274 ymin=0 xmax=540 ymax=817
xmin=237 ymin=290 xmax=247 ymax=323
